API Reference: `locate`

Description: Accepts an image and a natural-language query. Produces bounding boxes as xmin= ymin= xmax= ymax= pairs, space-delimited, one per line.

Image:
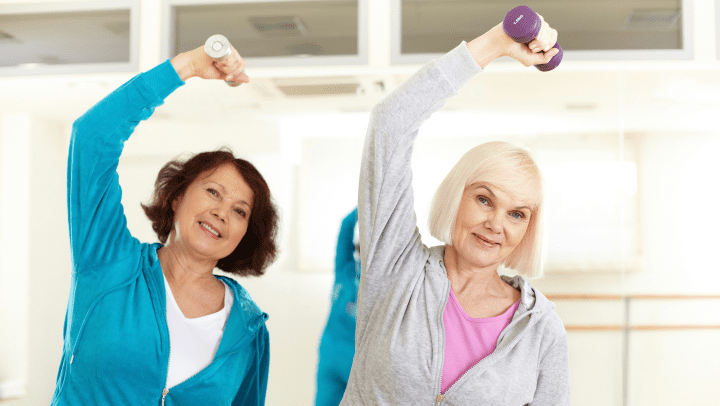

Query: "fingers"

xmin=214 ymin=46 xmax=249 ymax=83
xmin=527 ymin=15 xmax=557 ymax=53
xmin=540 ymin=47 xmax=560 ymax=63
xmin=225 ymin=70 xmax=250 ymax=84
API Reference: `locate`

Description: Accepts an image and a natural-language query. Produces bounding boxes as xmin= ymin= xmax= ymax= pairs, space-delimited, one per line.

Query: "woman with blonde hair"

xmin=343 ymin=15 xmax=570 ymax=406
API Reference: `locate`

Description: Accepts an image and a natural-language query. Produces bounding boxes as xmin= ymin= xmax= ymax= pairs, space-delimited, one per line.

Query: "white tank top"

xmin=163 ymin=274 xmax=233 ymax=388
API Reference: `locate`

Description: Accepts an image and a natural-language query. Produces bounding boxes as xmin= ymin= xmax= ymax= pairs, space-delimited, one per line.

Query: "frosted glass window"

xmin=535 ymin=135 xmax=640 ymax=272
xmin=395 ymin=0 xmax=690 ymax=63
xmin=0 ymin=1 xmax=138 ymax=76
xmin=169 ymin=0 xmax=363 ymax=65
xmin=0 ymin=10 xmax=130 ymax=67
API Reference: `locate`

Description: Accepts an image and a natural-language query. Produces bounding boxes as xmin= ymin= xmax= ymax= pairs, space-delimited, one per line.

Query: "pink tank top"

xmin=441 ymin=288 xmax=520 ymax=393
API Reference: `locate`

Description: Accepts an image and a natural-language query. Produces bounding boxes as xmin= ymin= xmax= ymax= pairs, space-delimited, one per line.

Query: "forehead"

xmin=197 ymin=164 xmax=253 ymax=202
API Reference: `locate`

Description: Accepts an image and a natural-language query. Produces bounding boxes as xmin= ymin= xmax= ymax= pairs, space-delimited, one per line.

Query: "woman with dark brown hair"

xmin=51 ymin=41 xmax=277 ymax=405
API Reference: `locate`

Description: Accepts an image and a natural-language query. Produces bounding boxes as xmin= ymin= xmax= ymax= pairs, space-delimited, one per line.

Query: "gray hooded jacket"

xmin=343 ymin=42 xmax=571 ymax=406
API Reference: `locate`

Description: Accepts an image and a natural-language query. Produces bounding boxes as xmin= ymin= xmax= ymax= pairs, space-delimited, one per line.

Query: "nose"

xmin=211 ymin=199 xmax=232 ymax=223
xmin=484 ymin=211 xmax=503 ymax=234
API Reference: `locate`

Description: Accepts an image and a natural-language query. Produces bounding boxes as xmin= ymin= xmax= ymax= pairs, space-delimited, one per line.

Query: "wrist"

xmin=466 ymin=24 xmax=510 ymax=68
xmin=170 ymin=52 xmax=195 ymax=81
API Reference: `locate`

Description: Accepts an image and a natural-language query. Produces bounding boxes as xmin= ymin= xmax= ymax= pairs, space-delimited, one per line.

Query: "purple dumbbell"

xmin=503 ymin=6 xmax=563 ymax=71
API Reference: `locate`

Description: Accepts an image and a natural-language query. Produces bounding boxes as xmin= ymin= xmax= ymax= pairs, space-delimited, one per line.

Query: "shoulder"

xmin=532 ymin=289 xmax=567 ymax=344
xmin=217 ymin=275 xmax=267 ymax=324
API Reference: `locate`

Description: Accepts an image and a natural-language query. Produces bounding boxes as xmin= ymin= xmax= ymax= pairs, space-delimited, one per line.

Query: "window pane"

xmin=401 ymin=0 xmax=683 ymax=54
xmin=173 ymin=1 xmax=358 ymax=58
xmin=0 ymin=9 xmax=130 ymax=67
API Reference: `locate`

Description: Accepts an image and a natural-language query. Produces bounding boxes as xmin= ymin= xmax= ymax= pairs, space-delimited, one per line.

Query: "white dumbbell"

xmin=204 ymin=34 xmax=243 ymax=87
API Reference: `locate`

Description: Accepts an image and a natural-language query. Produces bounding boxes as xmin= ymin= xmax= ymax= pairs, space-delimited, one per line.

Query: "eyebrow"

xmin=474 ymin=184 xmax=531 ymax=211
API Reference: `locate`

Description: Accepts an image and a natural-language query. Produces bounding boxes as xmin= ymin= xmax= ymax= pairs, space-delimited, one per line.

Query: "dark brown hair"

xmin=141 ymin=148 xmax=278 ymax=276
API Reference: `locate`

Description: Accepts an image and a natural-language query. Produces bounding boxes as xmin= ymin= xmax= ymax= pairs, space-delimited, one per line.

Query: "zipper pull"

xmin=436 ymin=394 xmax=444 ymax=404
xmin=161 ymin=388 xmax=169 ymax=406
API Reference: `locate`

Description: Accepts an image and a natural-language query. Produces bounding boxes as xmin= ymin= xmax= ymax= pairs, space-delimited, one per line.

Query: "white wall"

xmin=0 ymin=116 xmax=70 ymax=406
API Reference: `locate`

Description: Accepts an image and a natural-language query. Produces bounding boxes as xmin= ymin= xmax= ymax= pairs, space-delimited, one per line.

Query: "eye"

xmin=477 ymin=196 xmax=489 ymax=205
xmin=207 ymin=188 xmax=219 ymax=197
xmin=510 ymin=211 xmax=525 ymax=220
xmin=235 ymin=208 xmax=247 ymax=218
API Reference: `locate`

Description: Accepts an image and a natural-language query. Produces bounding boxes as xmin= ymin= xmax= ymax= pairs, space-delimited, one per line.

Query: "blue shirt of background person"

xmin=315 ymin=208 xmax=360 ymax=406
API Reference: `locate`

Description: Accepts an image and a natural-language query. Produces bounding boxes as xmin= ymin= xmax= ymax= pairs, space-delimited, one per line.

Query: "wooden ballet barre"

xmin=546 ymin=294 xmax=720 ymax=300
xmin=563 ymin=324 xmax=720 ymax=332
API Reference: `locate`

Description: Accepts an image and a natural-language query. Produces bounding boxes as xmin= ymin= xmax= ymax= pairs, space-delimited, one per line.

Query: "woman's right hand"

xmin=170 ymin=45 xmax=249 ymax=83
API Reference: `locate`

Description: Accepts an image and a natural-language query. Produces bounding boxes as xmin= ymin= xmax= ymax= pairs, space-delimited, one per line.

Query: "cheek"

xmin=231 ymin=220 xmax=250 ymax=242
xmin=510 ymin=223 xmax=530 ymax=245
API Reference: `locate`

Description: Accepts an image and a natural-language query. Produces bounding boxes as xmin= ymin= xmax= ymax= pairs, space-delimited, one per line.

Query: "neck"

xmin=443 ymin=245 xmax=507 ymax=297
xmin=158 ymin=234 xmax=218 ymax=288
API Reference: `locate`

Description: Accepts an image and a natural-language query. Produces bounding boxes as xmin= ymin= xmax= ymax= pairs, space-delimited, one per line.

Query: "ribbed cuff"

xmin=434 ymin=41 xmax=484 ymax=90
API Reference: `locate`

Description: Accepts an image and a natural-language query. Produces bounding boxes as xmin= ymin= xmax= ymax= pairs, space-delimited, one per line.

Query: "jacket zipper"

xmin=161 ymin=294 xmax=172 ymax=405
xmin=158 ymin=281 xmax=252 ymax=405
xmin=435 ymin=280 xmax=451 ymax=405
xmin=435 ymin=288 xmax=539 ymax=404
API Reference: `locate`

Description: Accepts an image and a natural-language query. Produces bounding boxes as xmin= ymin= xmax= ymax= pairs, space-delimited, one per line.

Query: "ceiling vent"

xmin=623 ymin=9 xmax=681 ymax=30
xmin=250 ymin=16 xmax=307 ymax=37
xmin=273 ymin=77 xmax=360 ymax=97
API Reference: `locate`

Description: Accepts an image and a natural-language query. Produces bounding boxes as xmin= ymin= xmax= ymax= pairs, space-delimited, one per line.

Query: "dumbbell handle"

xmin=204 ymin=34 xmax=243 ymax=87
xmin=503 ymin=6 xmax=563 ymax=72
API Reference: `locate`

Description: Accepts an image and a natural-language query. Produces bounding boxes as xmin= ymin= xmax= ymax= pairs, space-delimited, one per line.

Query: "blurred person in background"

xmin=315 ymin=208 xmax=361 ymax=406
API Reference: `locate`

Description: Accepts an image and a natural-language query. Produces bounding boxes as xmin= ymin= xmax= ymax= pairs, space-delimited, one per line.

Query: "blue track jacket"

xmin=315 ymin=209 xmax=360 ymax=406
xmin=51 ymin=60 xmax=270 ymax=406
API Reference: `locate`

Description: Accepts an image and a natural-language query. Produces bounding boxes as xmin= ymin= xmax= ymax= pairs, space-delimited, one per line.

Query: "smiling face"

xmin=170 ymin=163 xmax=254 ymax=263
xmin=451 ymin=182 xmax=532 ymax=270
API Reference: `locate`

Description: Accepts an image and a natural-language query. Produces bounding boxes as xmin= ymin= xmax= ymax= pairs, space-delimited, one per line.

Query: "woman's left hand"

xmin=505 ymin=14 xmax=559 ymax=67
xmin=467 ymin=17 xmax=559 ymax=68
xmin=171 ymin=45 xmax=250 ymax=83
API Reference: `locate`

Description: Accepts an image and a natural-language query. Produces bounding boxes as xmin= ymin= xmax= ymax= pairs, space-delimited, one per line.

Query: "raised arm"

xmin=67 ymin=43 xmax=248 ymax=270
xmin=357 ymin=22 xmax=558 ymax=282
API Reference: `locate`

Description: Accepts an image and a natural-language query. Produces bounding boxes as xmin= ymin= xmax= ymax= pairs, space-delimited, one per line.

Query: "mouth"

xmin=473 ymin=233 xmax=499 ymax=247
xmin=199 ymin=221 xmax=222 ymax=239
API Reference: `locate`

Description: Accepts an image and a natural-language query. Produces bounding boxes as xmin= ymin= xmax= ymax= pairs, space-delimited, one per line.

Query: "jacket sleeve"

xmin=66 ymin=60 xmax=184 ymax=271
xmin=531 ymin=333 xmax=571 ymax=405
xmin=357 ymin=42 xmax=482 ymax=283
xmin=233 ymin=324 xmax=270 ymax=406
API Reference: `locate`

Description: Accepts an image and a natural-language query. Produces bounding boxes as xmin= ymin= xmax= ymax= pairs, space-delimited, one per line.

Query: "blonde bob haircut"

xmin=428 ymin=141 xmax=545 ymax=278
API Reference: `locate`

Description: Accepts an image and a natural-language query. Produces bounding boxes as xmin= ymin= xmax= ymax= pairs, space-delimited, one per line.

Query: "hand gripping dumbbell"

xmin=204 ymin=34 xmax=243 ymax=87
xmin=503 ymin=6 xmax=563 ymax=71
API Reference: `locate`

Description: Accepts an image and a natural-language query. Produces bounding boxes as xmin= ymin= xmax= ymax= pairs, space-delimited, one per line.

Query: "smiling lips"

xmin=199 ymin=221 xmax=222 ymax=238
xmin=473 ymin=233 xmax=499 ymax=247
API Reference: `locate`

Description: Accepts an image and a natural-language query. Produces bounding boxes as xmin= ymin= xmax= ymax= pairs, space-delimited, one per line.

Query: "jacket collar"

xmin=147 ymin=243 xmax=268 ymax=357
xmin=428 ymin=245 xmax=553 ymax=313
